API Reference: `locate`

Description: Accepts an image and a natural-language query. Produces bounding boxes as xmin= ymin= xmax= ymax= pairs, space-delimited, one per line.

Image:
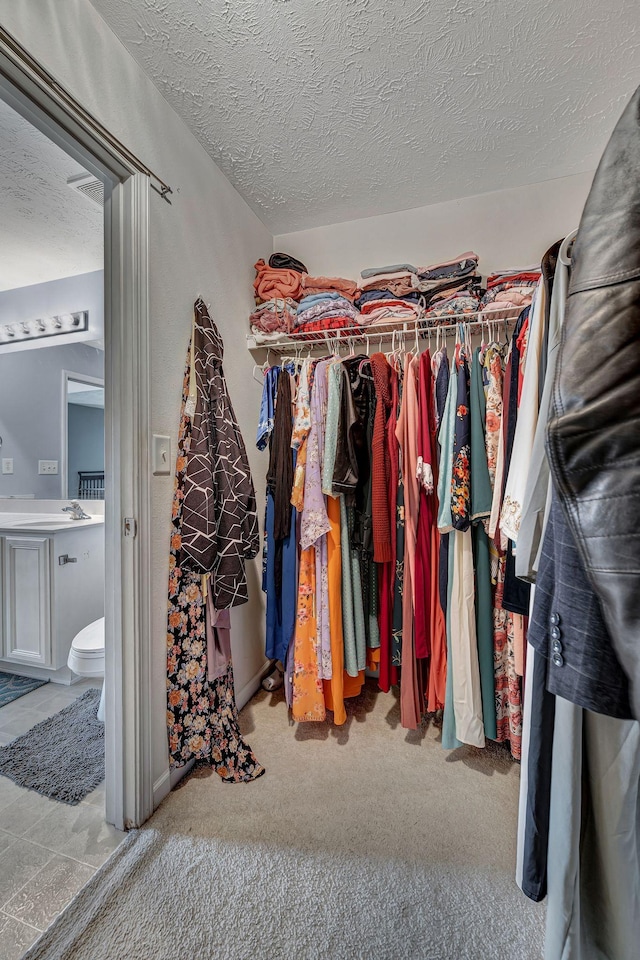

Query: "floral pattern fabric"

xmin=292 ymin=544 xmax=326 ymax=722
xmin=167 ymin=358 xmax=264 ymax=781
xmin=450 ymin=351 xmax=472 ymax=531
xmin=493 ymin=552 xmax=522 ymax=760
xmin=483 ymin=344 xmax=504 ymax=489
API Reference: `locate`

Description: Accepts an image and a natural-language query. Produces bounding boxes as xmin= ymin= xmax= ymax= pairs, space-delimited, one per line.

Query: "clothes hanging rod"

xmin=0 ymin=25 xmax=174 ymax=204
xmin=246 ymin=311 xmax=520 ymax=354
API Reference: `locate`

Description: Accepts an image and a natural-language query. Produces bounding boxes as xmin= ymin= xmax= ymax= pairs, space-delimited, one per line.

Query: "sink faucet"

xmin=62 ymin=500 xmax=91 ymax=521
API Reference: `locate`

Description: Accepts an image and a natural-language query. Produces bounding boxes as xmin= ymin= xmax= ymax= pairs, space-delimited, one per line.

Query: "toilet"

xmin=68 ymin=617 xmax=106 ymax=722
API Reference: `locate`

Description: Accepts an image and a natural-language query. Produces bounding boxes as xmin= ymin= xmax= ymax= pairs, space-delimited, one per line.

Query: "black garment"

xmin=268 ymin=252 xmax=307 ymax=274
xmin=359 ymin=361 xmax=376 ymax=558
xmin=333 ymin=357 xmax=370 ymax=507
xmin=434 ymin=349 xmax=450 ymax=429
xmin=547 ymin=85 xmax=640 ymax=719
xmin=266 ymin=372 xmax=293 ymax=541
xmin=520 ymin=652 xmax=556 ymax=902
xmin=451 ymin=356 xmax=471 ymax=532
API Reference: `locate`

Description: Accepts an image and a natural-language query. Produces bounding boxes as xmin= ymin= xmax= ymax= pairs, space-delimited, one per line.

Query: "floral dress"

xmin=483 ymin=344 xmax=504 ymax=490
xmin=166 ymin=359 xmax=264 ymax=781
xmin=493 ymin=553 xmax=522 ymax=760
xmin=450 ymin=347 xmax=472 ymax=530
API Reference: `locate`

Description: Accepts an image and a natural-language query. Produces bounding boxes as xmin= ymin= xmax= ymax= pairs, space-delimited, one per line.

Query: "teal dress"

xmin=323 ymin=362 xmax=366 ymax=677
xmin=470 ymin=347 xmax=497 ymax=741
xmin=439 ymin=364 xmax=463 ymax=750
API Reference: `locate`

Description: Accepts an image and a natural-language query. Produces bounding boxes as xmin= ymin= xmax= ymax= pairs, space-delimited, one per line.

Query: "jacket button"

xmin=550 ymin=613 xmax=561 ymax=626
xmin=552 ymin=639 xmax=563 ymax=654
xmin=550 ymin=626 xmax=561 ymax=641
xmin=552 ymin=652 xmax=564 ymax=667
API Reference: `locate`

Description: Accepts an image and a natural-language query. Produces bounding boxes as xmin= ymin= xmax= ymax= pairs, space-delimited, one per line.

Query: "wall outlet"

xmin=1 ymin=458 xmax=13 ymax=475
xmin=38 ymin=460 xmax=59 ymax=475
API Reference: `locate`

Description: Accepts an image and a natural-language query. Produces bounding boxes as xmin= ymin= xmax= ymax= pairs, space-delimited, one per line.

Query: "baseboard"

xmin=152 ymin=768 xmax=171 ymax=808
xmin=0 ymin=661 xmax=76 ymax=685
xmin=235 ymin=659 xmax=271 ymax=712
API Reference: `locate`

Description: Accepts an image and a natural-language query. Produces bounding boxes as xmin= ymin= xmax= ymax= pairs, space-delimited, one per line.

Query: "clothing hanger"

xmin=385 ymin=329 xmax=397 ymax=361
xmin=252 ymin=362 xmax=266 ymax=384
xmin=358 ymin=335 xmax=372 ymax=375
xmin=390 ymin=328 xmax=405 ymax=368
xmin=342 ymin=335 xmax=357 ymax=362
xmin=559 ymin=227 xmax=578 ymax=267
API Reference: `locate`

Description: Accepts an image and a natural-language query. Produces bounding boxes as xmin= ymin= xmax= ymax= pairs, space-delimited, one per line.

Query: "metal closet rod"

xmin=0 ymin=26 xmax=173 ymax=204
xmin=246 ymin=311 xmax=518 ymax=354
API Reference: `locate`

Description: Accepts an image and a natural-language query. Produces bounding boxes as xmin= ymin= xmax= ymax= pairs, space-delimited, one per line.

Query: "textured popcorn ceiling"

xmin=89 ymin=0 xmax=639 ymax=233
xmin=0 ymin=100 xmax=103 ymax=292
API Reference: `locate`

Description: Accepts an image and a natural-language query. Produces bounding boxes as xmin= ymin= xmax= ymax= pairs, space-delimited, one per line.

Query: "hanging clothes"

xmin=470 ymin=347 xmax=497 ymax=741
xmin=396 ymin=353 xmax=423 ymax=730
xmin=181 ymin=299 xmax=260 ymax=608
xmin=252 ymin=259 xmax=547 ymax=749
xmin=263 ymin=368 xmax=297 ymax=666
xmin=166 ymin=307 xmax=263 ymax=781
xmin=388 ymin=361 xmax=404 ymax=681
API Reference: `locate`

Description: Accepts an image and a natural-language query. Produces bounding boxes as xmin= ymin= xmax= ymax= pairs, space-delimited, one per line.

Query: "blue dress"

xmin=259 ymin=365 xmax=298 ymax=665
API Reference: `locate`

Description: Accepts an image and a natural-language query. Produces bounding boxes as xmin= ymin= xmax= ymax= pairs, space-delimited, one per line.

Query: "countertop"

xmin=0 ymin=513 xmax=105 ymax=534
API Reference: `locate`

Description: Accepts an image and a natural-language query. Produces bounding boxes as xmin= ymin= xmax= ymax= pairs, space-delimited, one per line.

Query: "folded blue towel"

xmin=296 ymin=292 xmax=341 ymax=313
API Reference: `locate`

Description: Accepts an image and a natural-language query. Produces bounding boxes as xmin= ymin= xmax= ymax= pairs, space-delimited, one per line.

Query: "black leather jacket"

xmin=547 ymin=85 xmax=640 ymax=719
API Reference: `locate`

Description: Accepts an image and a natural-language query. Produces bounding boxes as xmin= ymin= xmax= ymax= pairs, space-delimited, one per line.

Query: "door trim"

xmin=0 ymin=42 xmax=153 ymax=830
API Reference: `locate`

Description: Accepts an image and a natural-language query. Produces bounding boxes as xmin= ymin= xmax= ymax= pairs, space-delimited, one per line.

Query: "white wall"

xmin=273 ymin=172 xmax=594 ymax=278
xmin=0 ymin=340 xmax=103 ymax=498
xmin=0 ymin=0 xmax=272 ymax=803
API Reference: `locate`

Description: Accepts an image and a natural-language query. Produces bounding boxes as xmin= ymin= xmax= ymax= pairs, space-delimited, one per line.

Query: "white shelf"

xmin=246 ymin=310 xmax=520 ymax=354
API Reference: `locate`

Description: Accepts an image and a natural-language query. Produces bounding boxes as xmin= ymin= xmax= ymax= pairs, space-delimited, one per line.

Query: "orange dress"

xmin=396 ymin=355 xmax=423 ymax=729
xmin=291 ymin=437 xmax=326 ymax=722
xmin=323 ymin=495 xmax=364 ymax=723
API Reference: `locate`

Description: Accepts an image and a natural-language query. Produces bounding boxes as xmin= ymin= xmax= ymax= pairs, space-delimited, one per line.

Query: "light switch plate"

xmin=152 ymin=435 xmax=171 ymax=476
xmin=2 ymin=458 xmax=13 ymax=474
xmin=38 ymin=460 xmax=58 ymax=475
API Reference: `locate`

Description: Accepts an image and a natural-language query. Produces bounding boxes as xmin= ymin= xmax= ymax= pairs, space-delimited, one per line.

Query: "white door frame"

xmin=0 ymin=41 xmax=153 ymax=829
xmin=61 ymin=371 xmax=105 ymax=500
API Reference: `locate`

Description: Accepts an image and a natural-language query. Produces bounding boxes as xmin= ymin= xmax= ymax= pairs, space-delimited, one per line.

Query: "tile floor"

xmin=0 ymin=678 xmax=125 ymax=959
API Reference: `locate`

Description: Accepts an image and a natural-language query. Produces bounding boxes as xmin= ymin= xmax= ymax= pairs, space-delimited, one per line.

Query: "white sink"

xmin=19 ymin=520 xmax=76 ymax=529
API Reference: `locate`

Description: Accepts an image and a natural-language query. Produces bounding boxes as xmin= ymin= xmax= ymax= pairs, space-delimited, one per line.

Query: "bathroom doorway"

xmin=0 ymin=86 xmax=122 ymax=942
xmin=0 ymin=23 xmax=155 ymax=850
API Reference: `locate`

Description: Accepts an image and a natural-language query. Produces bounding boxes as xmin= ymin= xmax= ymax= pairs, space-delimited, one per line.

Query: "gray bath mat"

xmin=0 ymin=688 xmax=104 ymax=804
xmin=0 ymin=671 xmax=49 ymax=707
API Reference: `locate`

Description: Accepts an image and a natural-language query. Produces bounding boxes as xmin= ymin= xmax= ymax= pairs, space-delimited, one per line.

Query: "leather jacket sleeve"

xmin=546 ymin=84 xmax=640 ymax=718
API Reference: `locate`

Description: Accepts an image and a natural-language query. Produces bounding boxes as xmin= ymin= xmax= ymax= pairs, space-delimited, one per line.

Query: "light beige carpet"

xmin=25 ymin=681 xmax=545 ymax=959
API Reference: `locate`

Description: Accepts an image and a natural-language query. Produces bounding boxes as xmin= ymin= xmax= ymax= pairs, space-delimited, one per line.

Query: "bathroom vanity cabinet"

xmin=0 ymin=518 xmax=104 ymax=681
